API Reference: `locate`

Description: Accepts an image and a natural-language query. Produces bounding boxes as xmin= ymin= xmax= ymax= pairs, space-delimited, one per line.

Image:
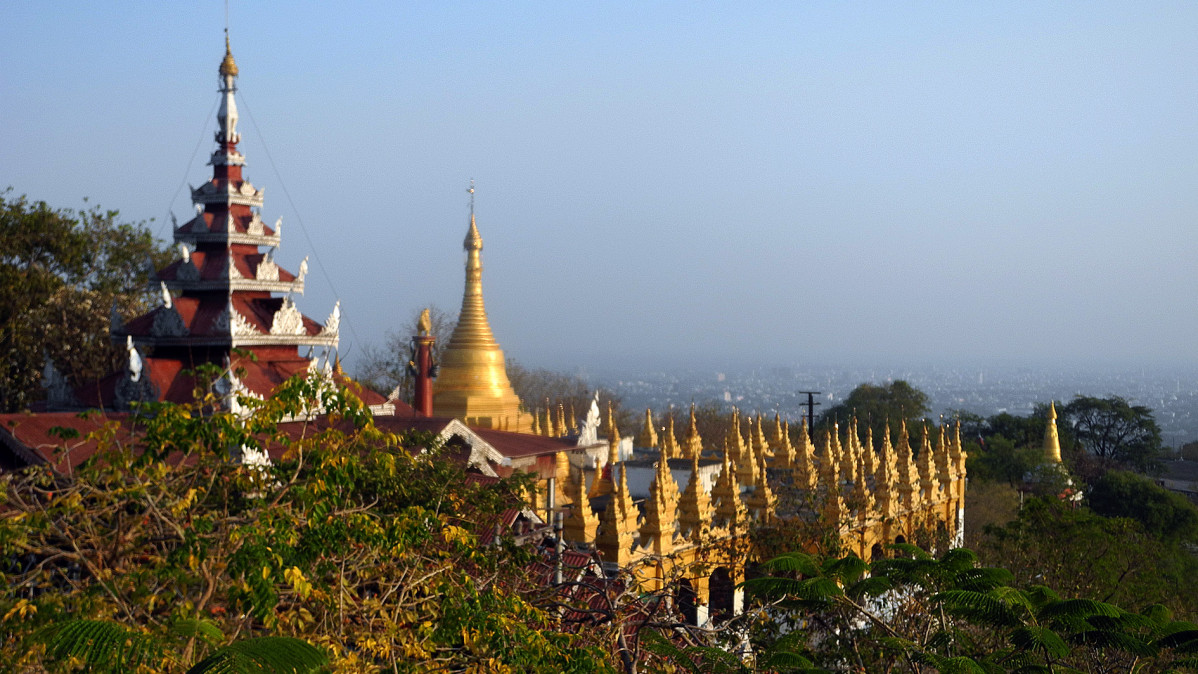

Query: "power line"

xmin=236 ymin=91 xmax=364 ymax=354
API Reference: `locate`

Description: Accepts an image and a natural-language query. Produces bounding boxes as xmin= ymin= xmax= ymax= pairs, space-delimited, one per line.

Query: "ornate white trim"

xmin=256 ymin=250 xmax=280 ymax=281
xmin=213 ymin=298 xmax=259 ymax=337
xmin=248 ymin=212 xmax=265 ymax=236
xmin=269 ymin=297 xmax=305 ymax=336
xmin=223 ymin=255 xmax=243 ymax=280
xmin=321 ymin=300 xmax=340 ymax=335
xmin=296 ymin=256 xmax=308 ymax=284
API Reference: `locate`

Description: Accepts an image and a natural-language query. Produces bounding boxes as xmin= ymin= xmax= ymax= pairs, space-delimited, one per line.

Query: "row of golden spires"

xmin=553 ymin=403 xmax=968 ymax=565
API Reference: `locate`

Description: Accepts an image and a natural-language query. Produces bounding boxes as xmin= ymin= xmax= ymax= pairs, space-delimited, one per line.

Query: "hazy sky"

xmin=4 ymin=2 xmax=1197 ymax=372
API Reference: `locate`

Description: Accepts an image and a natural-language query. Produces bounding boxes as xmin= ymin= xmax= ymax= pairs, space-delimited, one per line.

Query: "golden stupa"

xmin=432 ymin=190 xmax=527 ymax=431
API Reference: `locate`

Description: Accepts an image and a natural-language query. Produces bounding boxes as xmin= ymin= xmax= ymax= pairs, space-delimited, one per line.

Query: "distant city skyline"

xmin=3 ymin=2 xmax=1197 ymax=372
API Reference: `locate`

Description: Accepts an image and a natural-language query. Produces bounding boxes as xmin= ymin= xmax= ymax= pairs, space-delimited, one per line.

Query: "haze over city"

xmin=3 ymin=2 xmax=1197 ymax=373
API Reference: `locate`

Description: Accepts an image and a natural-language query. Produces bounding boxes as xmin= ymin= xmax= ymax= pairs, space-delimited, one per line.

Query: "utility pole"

xmin=797 ymin=391 xmax=821 ymax=431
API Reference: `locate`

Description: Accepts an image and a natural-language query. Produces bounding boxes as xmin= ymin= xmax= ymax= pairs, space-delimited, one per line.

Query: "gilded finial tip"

xmin=219 ymin=31 xmax=239 ymax=77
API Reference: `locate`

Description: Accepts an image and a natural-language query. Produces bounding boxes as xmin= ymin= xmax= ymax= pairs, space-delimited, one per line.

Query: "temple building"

xmin=41 ymin=37 xmax=388 ymax=415
xmin=431 ymin=190 xmax=528 ymax=431
xmin=3 ymin=32 xmax=982 ymax=632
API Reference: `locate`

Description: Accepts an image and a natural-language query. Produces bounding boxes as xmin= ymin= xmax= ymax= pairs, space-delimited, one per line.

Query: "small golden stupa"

xmin=432 ymin=185 xmax=527 ymax=431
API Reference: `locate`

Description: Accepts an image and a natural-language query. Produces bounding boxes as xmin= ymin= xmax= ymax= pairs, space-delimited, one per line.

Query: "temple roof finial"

xmin=219 ymin=30 xmax=239 ymax=78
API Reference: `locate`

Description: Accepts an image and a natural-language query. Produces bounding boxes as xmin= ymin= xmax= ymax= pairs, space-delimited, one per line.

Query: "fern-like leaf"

xmin=185 ymin=636 xmax=329 ymax=674
xmin=1009 ymin=626 xmax=1069 ymax=659
xmin=762 ymin=552 xmax=822 ymax=576
xmin=36 ymin=619 xmax=171 ymax=673
xmin=170 ymin=618 xmax=226 ymax=647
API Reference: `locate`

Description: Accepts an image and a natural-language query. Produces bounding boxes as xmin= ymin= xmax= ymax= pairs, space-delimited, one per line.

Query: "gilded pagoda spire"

xmin=1044 ymin=401 xmax=1062 ymax=463
xmin=562 ymin=467 xmax=598 ymax=544
xmin=874 ymin=424 xmax=897 ymax=518
xmin=712 ymin=444 xmax=748 ymax=534
xmin=660 ymin=414 xmax=680 ymax=460
xmin=895 ymin=419 xmax=917 ymax=509
xmin=678 ymin=452 xmax=711 ymax=543
xmin=637 ymin=408 xmax=659 ymax=449
xmin=432 ymin=184 xmax=526 ymax=431
xmin=918 ymin=422 xmax=938 ymax=499
xmin=641 ymin=455 xmax=680 ymax=555
xmin=682 ymin=403 xmax=704 ymax=460
xmin=792 ymin=418 xmax=817 ymax=491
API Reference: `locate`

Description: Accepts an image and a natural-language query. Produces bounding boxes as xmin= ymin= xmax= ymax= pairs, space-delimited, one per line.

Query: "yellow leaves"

xmin=171 ymin=488 xmax=199 ymax=517
xmin=284 ymin=565 xmax=312 ymax=599
xmin=441 ymin=525 xmax=472 ymax=546
xmin=262 ymin=564 xmax=271 ymax=580
xmin=187 ymin=553 xmax=199 ymax=571
xmin=2 ymin=599 xmax=36 ymax=622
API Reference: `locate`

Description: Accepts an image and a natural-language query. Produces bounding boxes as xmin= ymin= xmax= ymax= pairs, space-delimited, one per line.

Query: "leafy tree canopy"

xmin=1087 ymin=469 xmax=1198 ymax=542
xmin=818 ymin=380 xmax=931 ymax=443
xmin=0 ymin=373 xmax=613 ymax=673
xmin=1063 ymin=394 xmax=1163 ymax=472
xmin=0 ymin=191 xmax=171 ymax=412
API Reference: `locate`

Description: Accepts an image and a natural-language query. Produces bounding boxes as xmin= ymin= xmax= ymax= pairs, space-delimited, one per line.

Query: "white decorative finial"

xmin=297 ymin=256 xmax=309 ymax=283
xmin=178 ymin=243 xmax=190 ymax=263
xmin=274 ymin=216 xmax=282 ymax=236
xmin=160 ymin=282 xmax=172 ymax=309
xmin=126 ymin=335 xmax=143 ymax=383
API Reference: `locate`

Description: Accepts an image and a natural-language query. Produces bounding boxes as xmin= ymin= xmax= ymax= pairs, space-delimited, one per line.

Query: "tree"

xmin=354 ymin=304 xmax=457 ymax=399
xmin=1063 ymin=395 xmax=1163 ymax=472
xmin=1087 ymin=470 xmax=1198 ymax=542
xmin=978 ymin=496 xmax=1198 ymax=618
xmin=818 ymin=380 xmax=931 ymax=444
xmin=0 ymin=372 xmax=614 ymax=672
xmin=0 ymin=191 xmax=171 ymax=412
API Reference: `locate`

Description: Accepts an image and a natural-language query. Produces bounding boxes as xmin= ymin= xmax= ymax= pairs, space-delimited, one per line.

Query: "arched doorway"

xmin=675 ymin=578 xmax=698 ymax=626
xmin=709 ymin=568 xmax=735 ymax=622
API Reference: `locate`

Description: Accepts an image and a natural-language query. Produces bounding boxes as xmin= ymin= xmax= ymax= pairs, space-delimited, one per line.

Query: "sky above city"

xmin=3 ymin=2 xmax=1197 ymax=373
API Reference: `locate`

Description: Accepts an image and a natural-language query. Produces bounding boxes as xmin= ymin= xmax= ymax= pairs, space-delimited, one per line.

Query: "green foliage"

xmin=818 ymin=380 xmax=930 ymax=443
xmin=0 ymin=375 xmax=614 ymax=673
xmin=978 ymin=496 xmax=1198 ymax=618
xmin=35 ymin=619 xmax=172 ymax=673
xmin=0 ymin=190 xmax=171 ymax=411
xmin=185 ymin=636 xmax=330 ymax=674
xmin=1087 ymin=469 xmax=1198 ymax=542
xmin=1063 ymin=395 xmax=1163 ymax=472
xmin=654 ymin=544 xmax=1198 ymax=673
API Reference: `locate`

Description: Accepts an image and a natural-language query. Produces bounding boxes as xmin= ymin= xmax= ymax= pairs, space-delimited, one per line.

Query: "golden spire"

xmin=597 ymin=463 xmax=638 ymax=565
xmin=562 ymin=467 xmax=598 ymax=544
xmin=895 ymin=420 xmax=917 ymax=509
xmin=641 ymin=455 xmax=680 ymax=555
xmin=1044 ymin=401 xmax=1062 ymax=463
xmin=678 ymin=452 xmax=711 ymax=543
xmin=862 ymin=421 xmax=877 ymax=478
xmin=660 ymin=414 xmax=680 ymax=460
xmin=791 ymin=418 xmax=816 ymax=491
xmin=874 ymin=424 xmax=896 ymax=518
xmin=935 ymin=417 xmax=953 ymax=492
xmin=219 ymin=31 xmax=239 ymax=77
xmin=682 ymin=403 xmax=704 ymax=460
xmin=712 ymin=444 xmax=748 ymax=533
xmin=918 ymin=422 xmax=937 ymax=497
xmin=637 ymin=408 xmax=659 ymax=449
xmin=432 ymin=183 xmax=526 ymax=431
